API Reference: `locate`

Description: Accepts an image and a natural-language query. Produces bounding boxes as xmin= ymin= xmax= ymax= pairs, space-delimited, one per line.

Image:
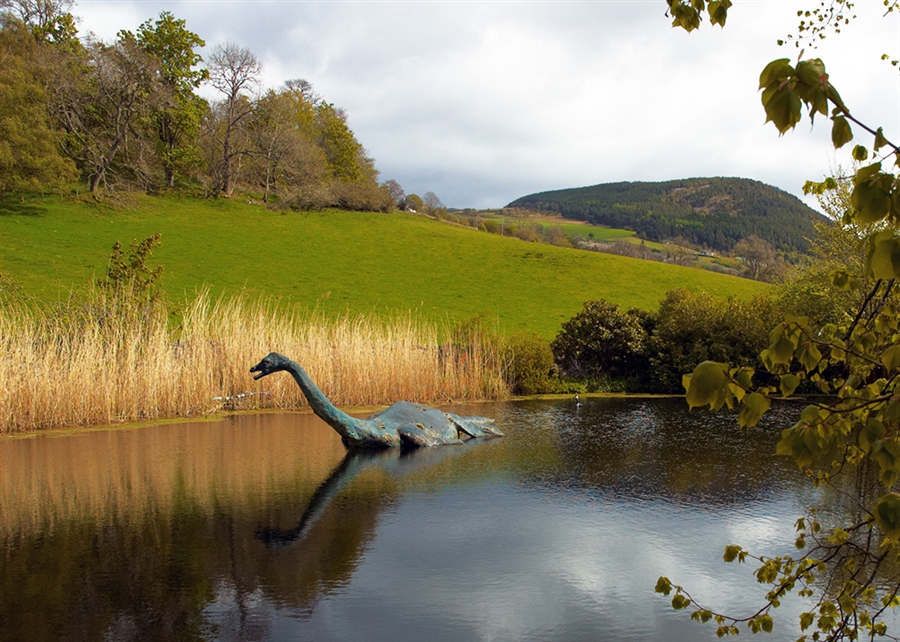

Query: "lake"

xmin=0 ymin=397 xmax=827 ymax=641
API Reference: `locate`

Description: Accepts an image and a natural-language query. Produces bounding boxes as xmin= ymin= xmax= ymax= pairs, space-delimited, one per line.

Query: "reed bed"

xmin=0 ymin=289 xmax=508 ymax=434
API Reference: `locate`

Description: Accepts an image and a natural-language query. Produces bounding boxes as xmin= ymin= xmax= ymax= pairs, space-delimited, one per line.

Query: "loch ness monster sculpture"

xmin=250 ymin=352 xmax=504 ymax=449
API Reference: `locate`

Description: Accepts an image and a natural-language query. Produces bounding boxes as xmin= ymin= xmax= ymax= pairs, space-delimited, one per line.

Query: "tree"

xmin=733 ymin=235 xmax=782 ymax=281
xmin=206 ymin=42 xmax=260 ymax=197
xmin=646 ymin=289 xmax=779 ymax=393
xmin=658 ymin=2 xmax=900 ymax=640
xmin=422 ymin=191 xmax=445 ymax=216
xmin=51 ymin=34 xmax=167 ymax=192
xmin=383 ymin=179 xmax=404 ymax=209
xmin=0 ymin=15 xmax=75 ymax=194
xmin=777 ymin=173 xmax=881 ymax=328
xmin=133 ymin=11 xmax=207 ymax=188
xmin=0 ymin=0 xmax=75 ymax=43
xmin=551 ymin=299 xmax=650 ymax=381
xmin=246 ymin=87 xmax=326 ymax=204
xmin=404 ymin=193 xmax=423 ymax=212
xmin=315 ymin=102 xmax=365 ymax=182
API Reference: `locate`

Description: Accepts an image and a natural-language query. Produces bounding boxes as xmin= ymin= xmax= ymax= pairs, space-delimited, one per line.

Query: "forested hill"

xmin=507 ymin=177 xmax=824 ymax=253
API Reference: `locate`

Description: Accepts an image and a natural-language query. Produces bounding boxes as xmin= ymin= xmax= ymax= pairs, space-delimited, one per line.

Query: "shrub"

xmin=481 ymin=220 xmax=501 ymax=234
xmin=551 ymin=300 xmax=651 ymax=381
xmin=503 ymin=331 xmax=557 ymax=395
xmin=514 ymin=227 xmax=538 ymax=243
xmin=646 ymin=288 xmax=780 ymax=392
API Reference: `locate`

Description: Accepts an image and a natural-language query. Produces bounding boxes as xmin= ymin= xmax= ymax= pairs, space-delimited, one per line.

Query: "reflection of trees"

xmin=0 ymin=510 xmax=215 ymax=641
xmin=0 ymin=415 xmax=476 ymax=641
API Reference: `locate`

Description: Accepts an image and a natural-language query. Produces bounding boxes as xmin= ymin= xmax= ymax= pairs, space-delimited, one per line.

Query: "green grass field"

xmin=0 ymin=194 xmax=768 ymax=338
xmin=553 ymin=222 xmax=635 ymax=240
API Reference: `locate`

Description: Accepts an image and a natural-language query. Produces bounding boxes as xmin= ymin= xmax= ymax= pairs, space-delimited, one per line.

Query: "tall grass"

xmin=0 ymin=288 xmax=507 ymax=434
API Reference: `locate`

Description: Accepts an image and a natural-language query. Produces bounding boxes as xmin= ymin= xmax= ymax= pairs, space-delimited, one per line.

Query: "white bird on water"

xmin=575 ymin=394 xmax=583 ymax=408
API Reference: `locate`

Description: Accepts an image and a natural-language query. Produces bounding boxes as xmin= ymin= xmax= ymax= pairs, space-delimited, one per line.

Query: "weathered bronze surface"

xmin=250 ymin=352 xmax=504 ymax=449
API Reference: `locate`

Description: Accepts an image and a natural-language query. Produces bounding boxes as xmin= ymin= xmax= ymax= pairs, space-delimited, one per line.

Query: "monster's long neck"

xmin=283 ymin=358 xmax=367 ymax=442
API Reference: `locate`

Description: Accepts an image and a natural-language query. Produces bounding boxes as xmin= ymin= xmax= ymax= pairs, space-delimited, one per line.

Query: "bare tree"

xmin=422 ymin=191 xmax=444 ymax=216
xmin=207 ymin=42 xmax=260 ymax=197
xmin=383 ymin=179 xmax=404 ymax=208
xmin=283 ymin=78 xmax=320 ymax=106
xmin=733 ymin=235 xmax=782 ymax=282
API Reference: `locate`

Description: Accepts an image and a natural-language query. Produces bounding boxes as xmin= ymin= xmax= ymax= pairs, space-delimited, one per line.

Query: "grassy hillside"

xmin=508 ymin=177 xmax=823 ymax=254
xmin=0 ymin=194 xmax=768 ymax=338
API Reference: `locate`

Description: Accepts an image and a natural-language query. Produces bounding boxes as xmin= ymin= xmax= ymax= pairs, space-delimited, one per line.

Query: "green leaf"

xmin=829 ymin=270 xmax=859 ymax=291
xmin=707 ymin=0 xmax=731 ymax=26
xmin=874 ymin=127 xmax=889 ymax=151
xmin=671 ymin=3 xmax=701 ymax=31
xmin=762 ymin=86 xmax=802 ymax=134
xmin=866 ymin=231 xmax=900 ymax=279
xmin=853 ymin=180 xmax=891 ymax=225
xmin=874 ymin=492 xmax=900 ymax=540
xmin=780 ymin=374 xmax=801 ymax=397
xmin=852 ymin=145 xmax=869 ymax=161
xmin=739 ymin=392 xmax=771 ymax=428
xmin=855 ymin=162 xmax=884 ymax=183
xmin=882 ymin=345 xmax=900 ymax=373
xmin=831 ymin=116 xmax=853 ymax=149
xmin=759 ymin=58 xmax=794 ymax=89
xmin=685 ymin=361 xmax=727 ymax=409
xmin=769 ymin=335 xmax=795 ymax=365
xmin=893 ymin=179 xmax=900 ymax=220
xmin=733 ymin=367 xmax=753 ymax=389
xmin=800 ymin=611 xmax=814 ymax=630
xmin=859 ymin=419 xmax=886 ymax=454
xmin=797 ymin=342 xmax=823 ymax=371
xmin=795 ymin=58 xmax=826 ymax=88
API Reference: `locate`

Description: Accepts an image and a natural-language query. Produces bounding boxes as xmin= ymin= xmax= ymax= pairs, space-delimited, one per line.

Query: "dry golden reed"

xmin=0 ymin=290 xmax=507 ymax=434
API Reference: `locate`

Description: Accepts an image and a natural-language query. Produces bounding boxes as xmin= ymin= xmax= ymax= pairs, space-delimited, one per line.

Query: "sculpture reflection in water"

xmin=251 ymin=352 xmax=504 ymax=448
xmin=255 ymin=445 xmax=467 ymax=548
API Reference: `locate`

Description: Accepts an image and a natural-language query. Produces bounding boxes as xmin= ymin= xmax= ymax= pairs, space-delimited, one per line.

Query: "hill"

xmin=506 ymin=177 xmax=824 ymax=254
xmin=0 ymin=195 xmax=768 ymax=339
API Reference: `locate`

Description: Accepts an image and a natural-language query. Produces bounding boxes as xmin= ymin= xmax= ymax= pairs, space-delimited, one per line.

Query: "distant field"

xmin=554 ymin=222 xmax=634 ymax=240
xmin=0 ymin=195 xmax=768 ymax=338
xmin=484 ymin=217 xmax=635 ymax=241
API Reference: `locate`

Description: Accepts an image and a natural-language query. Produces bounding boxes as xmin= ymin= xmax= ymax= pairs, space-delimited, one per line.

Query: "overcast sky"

xmin=73 ymin=0 xmax=899 ymax=210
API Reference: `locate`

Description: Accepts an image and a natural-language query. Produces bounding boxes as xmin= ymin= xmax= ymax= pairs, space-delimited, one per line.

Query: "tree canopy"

xmin=0 ymin=5 xmax=396 ymax=210
xmin=657 ymin=1 xmax=900 ymax=640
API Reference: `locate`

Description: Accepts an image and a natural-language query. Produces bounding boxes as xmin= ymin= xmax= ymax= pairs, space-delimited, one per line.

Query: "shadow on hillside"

xmin=0 ymin=201 xmax=47 ymax=217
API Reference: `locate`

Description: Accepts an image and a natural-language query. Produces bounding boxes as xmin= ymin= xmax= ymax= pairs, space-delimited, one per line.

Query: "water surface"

xmin=0 ymin=398 xmax=825 ymax=641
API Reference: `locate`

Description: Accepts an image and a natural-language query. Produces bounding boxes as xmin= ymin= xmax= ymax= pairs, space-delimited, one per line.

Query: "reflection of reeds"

xmin=0 ymin=290 xmax=507 ymax=434
xmin=0 ymin=414 xmax=348 ymax=542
